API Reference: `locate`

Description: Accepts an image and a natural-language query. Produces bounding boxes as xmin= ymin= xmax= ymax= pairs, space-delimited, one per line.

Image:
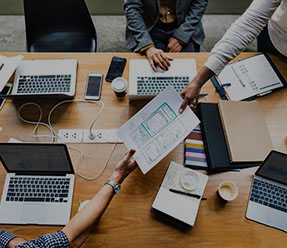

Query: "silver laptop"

xmin=246 ymin=150 xmax=287 ymax=232
xmin=0 ymin=143 xmax=75 ymax=225
xmin=10 ymin=59 xmax=77 ymax=98
xmin=128 ymin=59 xmax=197 ymax=100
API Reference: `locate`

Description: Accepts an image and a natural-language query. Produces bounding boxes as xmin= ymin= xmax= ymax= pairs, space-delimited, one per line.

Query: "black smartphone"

xmin=105 ymin=56 xmax=127 ymax=82
xmin=85 ymin=73 xmax=103 ymax=101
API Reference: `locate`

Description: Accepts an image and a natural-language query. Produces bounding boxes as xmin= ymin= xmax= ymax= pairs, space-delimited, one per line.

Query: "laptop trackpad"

xmin=21 ymin=204 xmax=47 ymax=224
xmin=266 ymin=209 xmax=287 ymax=231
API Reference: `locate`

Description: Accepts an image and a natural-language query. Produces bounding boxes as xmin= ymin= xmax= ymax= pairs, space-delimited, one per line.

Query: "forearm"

xmin=62 ymin=185 xmax=114 ymax=248
xmin=205 ymin=0 xmax=281 ymax=75
xmin=192 ymin=66 xmax=214 ymax=88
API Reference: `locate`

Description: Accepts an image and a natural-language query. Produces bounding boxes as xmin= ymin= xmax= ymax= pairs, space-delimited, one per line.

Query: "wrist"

xmin=110 ymin=172 xmax=125 ymax=184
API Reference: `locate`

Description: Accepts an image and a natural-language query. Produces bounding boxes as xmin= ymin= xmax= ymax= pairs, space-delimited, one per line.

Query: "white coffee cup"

xmin=217 ymin=181 xmax=238 ymax=202
xmin=111 ymin=77 xmax=128 ymax=98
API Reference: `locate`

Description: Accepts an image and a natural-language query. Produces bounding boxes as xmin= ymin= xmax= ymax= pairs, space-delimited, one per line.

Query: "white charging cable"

xmin=17 ymin=102 xmax=57 ymax=143
xmin=47 ymin=99 xmax=104 ymax=141
xmin=17 ymin=100 xmax=116 ymax=181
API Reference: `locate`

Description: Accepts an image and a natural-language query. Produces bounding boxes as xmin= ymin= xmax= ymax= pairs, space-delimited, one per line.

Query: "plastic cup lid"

xmin=179 ymin=171 xmax=201 ymax=191
xmin=111 ymin=77 xmax=128 ymax=92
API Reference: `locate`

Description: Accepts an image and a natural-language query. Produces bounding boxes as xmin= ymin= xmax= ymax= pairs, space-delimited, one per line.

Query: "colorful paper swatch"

xmin=184 ymin=125 xmax=208 ymax=169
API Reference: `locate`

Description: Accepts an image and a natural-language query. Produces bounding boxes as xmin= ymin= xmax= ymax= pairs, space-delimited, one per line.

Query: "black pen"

xmin=0 ymin=63 xmax=4 ymax=71
xmin=197 ymin=93 xmax=208 ymax=99
xmin=169 ymin=188 xmax=205 ymax=200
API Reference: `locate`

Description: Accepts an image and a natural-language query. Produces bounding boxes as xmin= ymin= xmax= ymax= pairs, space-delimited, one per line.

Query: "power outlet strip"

xmin=57 ymin=129 xmax=83 ymax=143
xmin=57 ymin=129 xmax=122 ymax=144
xmin=83 ymin=129 xmax=108 ymax=143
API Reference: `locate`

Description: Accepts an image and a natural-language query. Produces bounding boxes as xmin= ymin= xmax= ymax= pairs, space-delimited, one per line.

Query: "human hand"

xmin=179 ymin=66 xmax=215 ymax=113
xmin=167 ymin=37 xmax=182 ymax=53
xmin=179 ymin=81 xmax=201 ymax=113
xmin=145 ymin=46 xmax=173 ymax=72
xmin=110 ymin=149 xmax=137 ymax=184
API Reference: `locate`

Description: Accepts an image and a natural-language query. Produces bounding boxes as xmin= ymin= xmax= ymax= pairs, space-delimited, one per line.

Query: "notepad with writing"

xmin=150 ymin=161 xmax=208 ymax=229
xmin=218 ymin=100 xmax=273 ymax=162
xmin=212 ymin=53 xmax=286 ymax=101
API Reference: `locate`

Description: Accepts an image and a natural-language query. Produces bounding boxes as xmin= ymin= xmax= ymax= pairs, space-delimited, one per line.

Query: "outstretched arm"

xmin=62 ymin=149 xmax=137 ymax=248
xmin=179 ymin=0 xmax=281 ymax=112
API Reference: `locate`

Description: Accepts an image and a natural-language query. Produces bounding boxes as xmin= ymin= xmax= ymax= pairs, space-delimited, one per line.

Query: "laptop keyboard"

xmin=6 ymin=177 xmax=70 ymax=203
xmin=17 ymin=74 xmax=71 ymax=94
xmin=136 ymin=76 xmax=189 ymax=95
xmin=250 ymin=179 xmax=287 ymax=213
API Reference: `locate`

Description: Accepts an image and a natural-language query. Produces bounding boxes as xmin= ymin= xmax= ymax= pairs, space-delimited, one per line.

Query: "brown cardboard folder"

xmin=218 ymin=100 xmax=273 ymax=162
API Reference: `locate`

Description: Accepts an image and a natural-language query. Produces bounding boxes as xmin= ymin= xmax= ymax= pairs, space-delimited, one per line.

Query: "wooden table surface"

xmin=0 ymin=52 xmax=286 ymax=247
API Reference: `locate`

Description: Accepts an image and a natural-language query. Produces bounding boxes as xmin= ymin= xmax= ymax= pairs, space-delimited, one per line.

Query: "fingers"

xmin=154 ymin=53 xmax=169 ymax=71
xmin=149 ymin=59 xmax=157 ymax=72
xmin=167 ymin=39 xmax=182 ymax=53
xmin=123 ymin=149 xmax=136 ymax=163
xmin=179 ymin=97 xmax=189 ymax=114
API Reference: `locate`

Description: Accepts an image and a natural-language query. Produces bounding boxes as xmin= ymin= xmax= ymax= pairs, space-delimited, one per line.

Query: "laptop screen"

xmin=257 ymin=151 xmax=287 ymax=185
xmin=0 ymin=143 xmax=74 ymax=175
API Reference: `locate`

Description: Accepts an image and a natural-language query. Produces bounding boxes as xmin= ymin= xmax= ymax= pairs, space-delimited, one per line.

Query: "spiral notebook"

xmin=211 ymin=53 xmax=286 ymax=101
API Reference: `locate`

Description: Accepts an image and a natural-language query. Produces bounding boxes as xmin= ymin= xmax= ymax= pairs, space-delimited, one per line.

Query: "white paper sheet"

xmin=117 ymin=86 xmax=200 ymax=174
xmin=0 ymin=55 xmax=24 ymax=92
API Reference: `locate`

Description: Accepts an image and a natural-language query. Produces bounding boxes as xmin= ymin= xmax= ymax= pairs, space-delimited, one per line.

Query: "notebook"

xmin=184 ymin=125 xmax=208 ymax=169
xmin=211 ymin=53 xmax=286 ymax=101
xmin=197 ymin=102 xmax=259 ymax=170
xmin=218 ymin=100 xmax=273 ymax=162
xmin=151 ymin=161 xmax=208 ymax=229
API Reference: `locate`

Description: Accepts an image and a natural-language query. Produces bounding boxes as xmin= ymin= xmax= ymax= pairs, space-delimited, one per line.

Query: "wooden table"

xmin=0 ymin=52 xmax=286 ymax=247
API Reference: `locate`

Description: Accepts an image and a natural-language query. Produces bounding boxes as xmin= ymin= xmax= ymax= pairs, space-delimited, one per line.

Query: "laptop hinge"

xmin=15 ymin=172 xmax=68 ymax=176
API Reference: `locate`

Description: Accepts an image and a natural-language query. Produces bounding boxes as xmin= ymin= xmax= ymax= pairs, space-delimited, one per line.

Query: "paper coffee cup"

xmin=111 ymin=77 xmax=128 ymax=98
xmin=217 ymin=181 xmax=238 ymax=202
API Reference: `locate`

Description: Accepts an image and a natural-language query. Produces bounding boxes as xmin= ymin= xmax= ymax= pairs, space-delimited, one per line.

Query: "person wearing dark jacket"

xmin=124 ymin=0 xmax=208 ymax=71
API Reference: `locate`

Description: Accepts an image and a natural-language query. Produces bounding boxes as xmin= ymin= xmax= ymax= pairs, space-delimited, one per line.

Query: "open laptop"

xmin=0 ymin=59 xmax=78 ymax=99
xmin=246 ymin=150 xmax=287 ymax=232
xmin=128 ymin=59 xmax=197 ymax=100
xmin=0 ymin=143 xmax=75 ymax=225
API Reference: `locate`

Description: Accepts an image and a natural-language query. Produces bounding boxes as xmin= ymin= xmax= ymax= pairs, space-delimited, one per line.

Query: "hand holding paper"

xmin=117 ymin=86 xmax=200 ymax=174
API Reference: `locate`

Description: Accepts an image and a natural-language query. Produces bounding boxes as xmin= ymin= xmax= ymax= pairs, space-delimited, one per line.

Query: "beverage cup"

xmin=111 ymin=77 xmax=128 ymax=98
xmin=217 ymin=181 xmax=238 ymax=202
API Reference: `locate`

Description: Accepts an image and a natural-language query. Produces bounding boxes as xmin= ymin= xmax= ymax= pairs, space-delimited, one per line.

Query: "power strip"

xmin=57 ymin=129 xmax=123 ymax=144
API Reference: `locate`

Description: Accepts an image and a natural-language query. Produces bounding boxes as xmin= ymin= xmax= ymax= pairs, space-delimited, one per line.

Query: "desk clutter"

xmin=0 ymin=53 xmax=286 ymax=235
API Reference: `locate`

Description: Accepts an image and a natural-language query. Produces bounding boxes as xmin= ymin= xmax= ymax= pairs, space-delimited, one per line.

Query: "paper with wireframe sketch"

xmin=117 ymin=86 xmax=200 ymax=174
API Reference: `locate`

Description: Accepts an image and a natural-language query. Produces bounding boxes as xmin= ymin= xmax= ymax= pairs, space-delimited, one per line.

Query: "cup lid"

xmin=111 ymin=77 xmax=128 ymax=92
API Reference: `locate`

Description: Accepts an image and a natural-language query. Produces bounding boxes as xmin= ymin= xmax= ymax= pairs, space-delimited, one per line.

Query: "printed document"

xmin=117 ymin=86 xmax=200 ymax=174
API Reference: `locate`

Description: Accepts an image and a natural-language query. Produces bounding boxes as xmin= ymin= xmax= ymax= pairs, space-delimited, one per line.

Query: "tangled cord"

xmin=17 ymin=100 xmax=117 ymax=181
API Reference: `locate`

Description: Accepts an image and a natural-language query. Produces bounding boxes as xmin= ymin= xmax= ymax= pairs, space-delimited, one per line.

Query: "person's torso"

xmin=269 ymin=0 xmax=287 ymax=56
xmin=159 ymin=0 xmax=177 ymax=23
